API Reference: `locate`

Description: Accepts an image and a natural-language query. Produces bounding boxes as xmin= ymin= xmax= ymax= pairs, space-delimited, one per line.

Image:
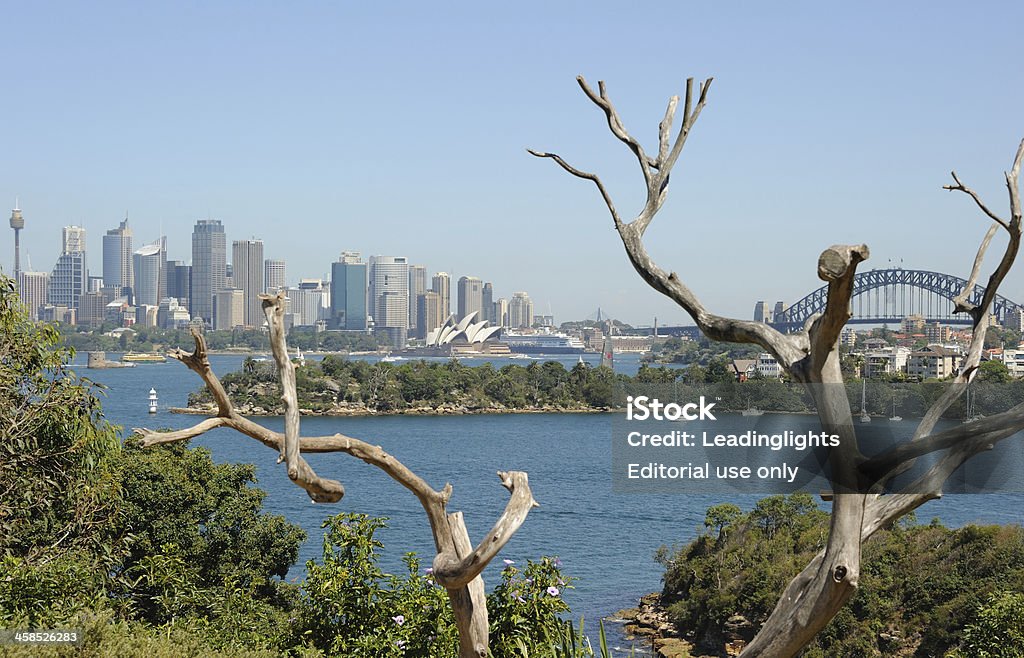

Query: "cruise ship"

xmin=498 ymin=331 xmax=586 ymax=355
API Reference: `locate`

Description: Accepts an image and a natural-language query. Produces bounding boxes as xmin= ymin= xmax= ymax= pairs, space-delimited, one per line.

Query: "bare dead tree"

xmin=531 ymin=75 xmax=1024 ymax=657
xmin=132 ymin=292 xmax=538 ymax=658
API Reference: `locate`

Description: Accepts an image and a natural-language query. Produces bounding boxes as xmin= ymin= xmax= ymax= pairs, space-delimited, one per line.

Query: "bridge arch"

xmin=774 ymin=268 xmax=1023 ymax=328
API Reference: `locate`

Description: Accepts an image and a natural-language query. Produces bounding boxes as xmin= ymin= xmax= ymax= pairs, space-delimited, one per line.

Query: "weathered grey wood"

xmin=132 ymin=294 xmax=537 ymax=658
xmin=532 ymin=75 xmax=1024 ymax=658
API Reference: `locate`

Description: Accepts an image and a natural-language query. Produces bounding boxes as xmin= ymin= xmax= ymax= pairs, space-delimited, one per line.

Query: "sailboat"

xmin=889 ymin=387 xmax=902 ymax=422
xmin=859 ymin=380 xmax=871 ymax=423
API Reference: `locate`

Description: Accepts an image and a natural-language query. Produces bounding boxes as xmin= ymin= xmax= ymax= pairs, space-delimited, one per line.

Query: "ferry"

xmin=122 ymin=352 xmax=167 ymax=363
xmin=498 ymin=332 xmax=586 ymax=355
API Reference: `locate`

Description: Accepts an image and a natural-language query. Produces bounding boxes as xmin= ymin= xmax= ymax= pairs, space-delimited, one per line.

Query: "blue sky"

xmin=2 ymin=1 xmax=1023 ymax=325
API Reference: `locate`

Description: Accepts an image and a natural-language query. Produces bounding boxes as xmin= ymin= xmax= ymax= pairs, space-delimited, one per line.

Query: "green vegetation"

xmin=190 ymin=356 xmax=626 ymax=413
xmin=658 ymin=495 xmax=1024 ymax=656
xmin=0 ymin=272 xmax=590 ymax=656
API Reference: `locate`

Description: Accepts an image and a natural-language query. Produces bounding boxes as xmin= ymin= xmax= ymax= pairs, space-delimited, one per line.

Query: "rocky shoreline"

xmin=170 ymin=401 xmax=614 ymax=417
xmin=613 ymin=593 xmax=753 ymax=658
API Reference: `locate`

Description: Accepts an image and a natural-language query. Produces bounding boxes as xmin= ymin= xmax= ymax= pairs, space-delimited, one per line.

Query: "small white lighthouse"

xmin=148 ymin=388 xmax=158 ymax=414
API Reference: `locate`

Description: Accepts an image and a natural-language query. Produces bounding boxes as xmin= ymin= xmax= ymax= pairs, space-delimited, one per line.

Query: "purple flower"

xmin=503 ymin=559 xmax=515 ymax=566
xmin=554 ymin=558 xmax=562 ymax=567
xmin=393 ymin=615 xmax=405 ymax=626
xmin=547 ymin=586 xmax=560 ymax=597
xmin=395 ymin=639 xmax=406 ymax=649
xmin=512 ymin=590 xmax=525 ymax=603
xmin=424 ymin=567 xmax=433 ymax=574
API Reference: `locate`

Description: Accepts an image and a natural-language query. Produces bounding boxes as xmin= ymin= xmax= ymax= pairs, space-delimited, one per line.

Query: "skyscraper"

xmin=232 ymin=239 xmax=265 ymax=327
xmin=17 ymin=271 xmax=48 ymax=321
xmin=369 ymin=255 xmax=409 ymax=348
xmin=432 ymin=272 xmax=451 ymax=321
xmin=416 ymin=290 xmax=442 ymax=340
xmin=166 ymin=261 xmax=191 ymax=310
xmin=103 ymin=217 xmax=134 ymax=298
xmin=133 ymin=240 xmax=164 ymax=307
xmin=494 ymin=297 xmax=509 ymax=327
xmin=191 ymin=219 xmax=226 ymax=325
xmin=48 ymin=226 xmax=87 ymax=311
xmin=457 ymin=276 xmax=483 ymax=321
xmin=9 ymin=201 xmax=24 ymax=279
xmin=408 ymin=264 xmax=427 ymax=332
xmin=509 ymin=291 xmax=534 ymax=329
xmin=482 ymin=282 xmax=494 ymax=323
xmin=213 ymin=288 xmax=244 ymax=330
xmin=330 ymin=251 xmax=368 ymax=330
xmin=265 ymin=258 xmax=286 ymax=293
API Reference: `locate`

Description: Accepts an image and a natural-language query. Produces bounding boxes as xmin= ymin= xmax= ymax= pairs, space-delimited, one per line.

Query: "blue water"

xmin=77 ymin=353 xmax=1024 ymax=655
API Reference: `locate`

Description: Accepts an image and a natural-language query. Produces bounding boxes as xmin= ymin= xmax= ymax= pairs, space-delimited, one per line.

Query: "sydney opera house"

xmin=408 ymin=311 xmax=510 ymax=356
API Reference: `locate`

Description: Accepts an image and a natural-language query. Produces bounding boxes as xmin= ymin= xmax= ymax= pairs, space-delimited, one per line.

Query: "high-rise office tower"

xmin=289 ymin=279 xmax=328 ymax=327
xmin=102 ymin=217 xmax=134 ymax=298
xmin=265 ymin=258 xmax=286 ymax=293
xmin=369 ymin=255 xmax=409 ymax=348
xmin=213 ymin=288 xmax=244 ymax=330
xmin=431 ymin=272 xmax=451 ymax=321
xmin=48 ymin=226 xmax=87 ymax=311
xmin=133 ymin=240 xmax=164 ymax=307
xmin=166 ymin=261 xmax=191 ymax=310
xmin=232 ymin=239 xmax=264 ymax=327
xmin=9 ymin=201 xmax=24 ymax=279
xmin=330 ymin=251 xmax=367 ymax=330
xmin=416 ymin=290 xmax=442 ymax=340
xmin=509 ymin=291 xmax=534 ymax=329
xmin=457 ymin=275 xmax=483 ymax=321
xmin=482 ymin=282 xmax=494 ymax=323
xmin=17 ymin=271 xmax=48 ymax=321
xmin=408 ymin=264 xmax=427 ymax=332
xmin=191 ymin=219 xmax=226 ymax=325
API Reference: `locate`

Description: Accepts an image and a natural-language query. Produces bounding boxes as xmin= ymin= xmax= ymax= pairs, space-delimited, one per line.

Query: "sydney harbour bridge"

xmin=643 ymin=267 xmax=1024 ymax=338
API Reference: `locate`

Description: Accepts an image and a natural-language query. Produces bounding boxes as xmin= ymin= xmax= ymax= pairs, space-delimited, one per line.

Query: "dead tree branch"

xmin=132 ymin=295 xmax=537 ymax=658
xmin=532 ymin=74 xmax=1024 ymax=658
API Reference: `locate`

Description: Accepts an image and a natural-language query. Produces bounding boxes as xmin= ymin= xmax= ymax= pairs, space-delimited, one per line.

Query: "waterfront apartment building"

xmin=509 ymin=291 xmax=533 ymax=329
xmin=330 ymin=251 xmax=368 ymax=330
xmin=493 ymin=297 xmax=509 ymax=327
xmin=457 ymin=276 xmax=483 ymax=322
xmin=369 ymin=255 xmax=409 ymax=349
xmin=102 ymin=218 xmax=133 ymax=298
xmin=232 ymin=239 xmax=265 ymax=328
xmin=431 ymin=272 xmax=451 ymax=320
xmin=191 ymin=219 xmax=227 ymax=326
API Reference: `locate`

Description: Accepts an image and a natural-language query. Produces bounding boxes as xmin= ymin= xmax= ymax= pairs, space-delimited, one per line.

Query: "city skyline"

xmin=2 ymin=3 xmax=1024 ymax=325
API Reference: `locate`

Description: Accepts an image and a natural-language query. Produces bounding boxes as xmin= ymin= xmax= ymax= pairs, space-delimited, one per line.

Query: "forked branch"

xmin=132 ymin=294 xmax=536 ymax=657
xmin=533 ymin=73 xmax=1024 ymax=658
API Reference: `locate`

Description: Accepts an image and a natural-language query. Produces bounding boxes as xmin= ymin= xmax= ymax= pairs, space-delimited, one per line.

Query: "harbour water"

xmin=78 ymin=352 xmax=1024 ymax=654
